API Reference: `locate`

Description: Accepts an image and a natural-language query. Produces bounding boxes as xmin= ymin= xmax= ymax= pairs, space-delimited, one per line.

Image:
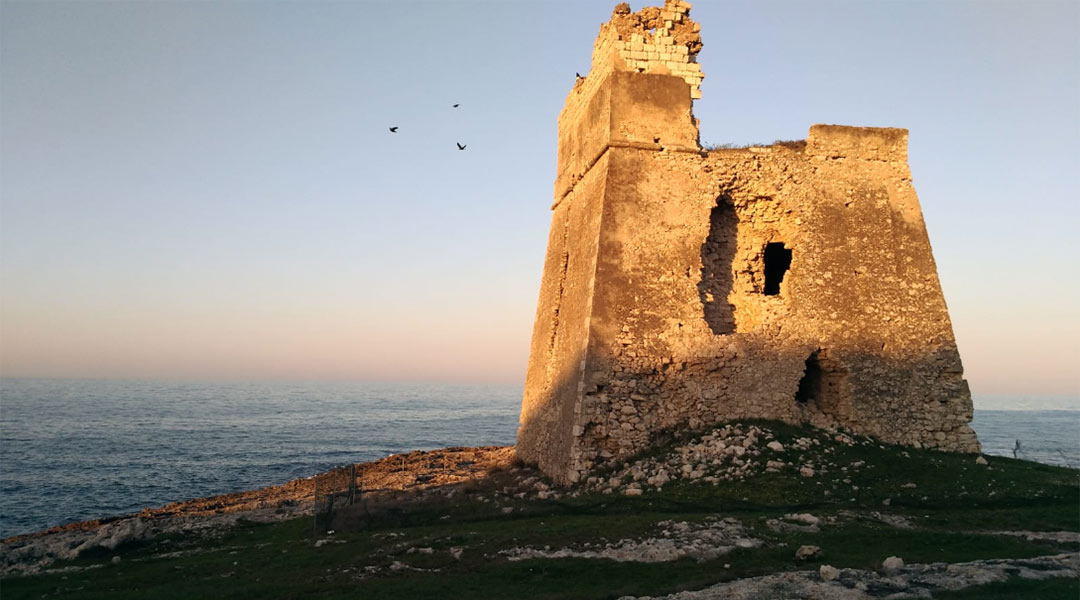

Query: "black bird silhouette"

xmin=389 ymin=126 xmax=398 ymax=133
xmin=452 ymin=103 xmax=460 ymax=108
xmin=456 ymin=143 xmax=466 ymax=150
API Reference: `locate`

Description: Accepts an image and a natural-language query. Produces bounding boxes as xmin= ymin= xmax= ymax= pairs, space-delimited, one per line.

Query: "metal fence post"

xmin=349 ymin=464 xmax=356 ymax=505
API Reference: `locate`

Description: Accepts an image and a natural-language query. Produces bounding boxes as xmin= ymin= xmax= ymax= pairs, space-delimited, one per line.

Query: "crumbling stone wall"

xmin=518 ymin=0 xmax=980 ymax=485
xmin=601 ymin=1 xmax=704 ymax=98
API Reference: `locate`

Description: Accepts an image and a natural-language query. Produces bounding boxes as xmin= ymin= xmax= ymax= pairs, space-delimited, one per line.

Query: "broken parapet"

xmin=806 ymin=124 xmax=909 ymax=163
xmin=554 ymin=0 xmax=704 ymax=203
xmin=599 ymin=1 xmax=704 ymax=98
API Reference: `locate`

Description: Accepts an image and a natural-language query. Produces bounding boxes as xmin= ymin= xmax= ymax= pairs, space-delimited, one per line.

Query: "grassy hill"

xmin=3 ymin=420 xmax=1077 ymax=599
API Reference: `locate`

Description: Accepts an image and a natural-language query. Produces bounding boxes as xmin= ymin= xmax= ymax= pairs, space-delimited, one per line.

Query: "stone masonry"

xmin=517 ymin=0 xmax=980 ymax=485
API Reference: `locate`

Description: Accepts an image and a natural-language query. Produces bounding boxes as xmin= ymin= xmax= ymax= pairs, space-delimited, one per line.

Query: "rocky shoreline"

xmin=0 ymin=445 xmax=514 ymax=576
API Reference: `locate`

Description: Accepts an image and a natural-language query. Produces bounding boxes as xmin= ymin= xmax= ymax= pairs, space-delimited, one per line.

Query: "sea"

xmin=1 ymin=378 xmax=1077 ymax=538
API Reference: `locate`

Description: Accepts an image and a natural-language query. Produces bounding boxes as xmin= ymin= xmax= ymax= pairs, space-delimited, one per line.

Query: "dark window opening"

xmin=795 ymin=351 xmax=822 ymax=404
xmin=763 ymin=242 xmax=792 ymax=296
xmin=794 ymin=349 xmax=851 ymax=421
xmin=698 ymin=196 xmax=738 ymax=334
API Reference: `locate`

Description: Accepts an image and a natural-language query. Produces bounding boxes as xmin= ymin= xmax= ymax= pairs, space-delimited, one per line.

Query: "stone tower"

xmin=516 ymin=0 xmax=979 ymax=484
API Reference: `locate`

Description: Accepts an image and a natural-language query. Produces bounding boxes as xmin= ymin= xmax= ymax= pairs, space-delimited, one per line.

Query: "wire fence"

xmin=1007 ymin=440 xmax=1078 ymax=469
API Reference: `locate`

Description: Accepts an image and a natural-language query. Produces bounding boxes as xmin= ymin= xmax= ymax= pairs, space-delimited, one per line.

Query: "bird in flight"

xmin=452 ymin=103 xmax=460 ymax=108
xmin=389 ymin=126 xmax=398 ymax=133
xmin=456 ymin=143 xmax=466 ymax=150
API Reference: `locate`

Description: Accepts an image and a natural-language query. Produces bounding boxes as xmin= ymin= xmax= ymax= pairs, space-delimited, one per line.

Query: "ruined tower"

xmin=517 ymin=0 xmax=980 ymax=484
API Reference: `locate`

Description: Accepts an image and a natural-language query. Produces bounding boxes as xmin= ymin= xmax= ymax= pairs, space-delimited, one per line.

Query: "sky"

xmin=1 ymin=0 xmax=1077 ymax=398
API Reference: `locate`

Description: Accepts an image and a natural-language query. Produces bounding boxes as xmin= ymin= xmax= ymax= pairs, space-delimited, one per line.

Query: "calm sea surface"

xmin=1 ymin=378 xmax=1077 ymax=537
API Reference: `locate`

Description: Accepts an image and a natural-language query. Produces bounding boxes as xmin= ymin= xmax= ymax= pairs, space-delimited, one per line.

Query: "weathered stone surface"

xmin=517 ymin=0 xmax=979 ymax=485
xmin=796 ymin=544 xmax=823 ymax=560
xmin=617 ymin=553 xmax=1079 ymax=600
xmin=502 ymin=517 xmax=761 ymax=563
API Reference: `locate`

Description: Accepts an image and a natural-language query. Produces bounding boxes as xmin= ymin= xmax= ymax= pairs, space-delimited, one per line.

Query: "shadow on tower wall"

xmin=563 ymin=339 xmax=976 ymax=481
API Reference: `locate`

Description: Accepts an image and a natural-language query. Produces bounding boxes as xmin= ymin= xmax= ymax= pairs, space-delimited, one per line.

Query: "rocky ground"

xmin=2 ymin=421 xmax=1077 ymax=599
xmin=581 ymin=423 xmax=859 ymax=495
xmin=501 ymin=517 xmax=763 ymax=563
xmin=619 ymin=553 xmax=1079 ymax=599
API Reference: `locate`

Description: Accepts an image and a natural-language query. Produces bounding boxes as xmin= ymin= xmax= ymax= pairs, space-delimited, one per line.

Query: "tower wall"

xmin=518 ymin=1 xmax=978 ymax=484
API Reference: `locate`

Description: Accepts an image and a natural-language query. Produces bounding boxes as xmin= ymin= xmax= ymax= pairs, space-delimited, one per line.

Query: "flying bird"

xmin=389 ymin=126 xmax=398 ymax=133
xmin=456 ymin=143 xmax=466 ymax=150
xmin=452 ymin=103 xmax=460 ymax=108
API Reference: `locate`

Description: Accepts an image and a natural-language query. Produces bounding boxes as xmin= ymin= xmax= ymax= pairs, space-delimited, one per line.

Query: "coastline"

xmin=1 ymin=445 xmax=514 ymax=575
xmin=2 ymin=421 xmax=1077 ymax=599
xmin=4 ymin=377 xmax=1076 ymax=539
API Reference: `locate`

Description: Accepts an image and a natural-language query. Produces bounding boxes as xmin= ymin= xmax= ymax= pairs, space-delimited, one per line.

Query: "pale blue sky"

xmin=2 ymin=0 xmax=1077 ymax=398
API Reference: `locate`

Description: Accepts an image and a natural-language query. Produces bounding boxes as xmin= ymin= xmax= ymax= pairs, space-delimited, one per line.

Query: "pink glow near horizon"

xmin=2 ymin=1 xmax=1077 ymax=395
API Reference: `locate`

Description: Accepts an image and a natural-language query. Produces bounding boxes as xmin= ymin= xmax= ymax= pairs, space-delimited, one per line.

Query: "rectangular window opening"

xmin=763 ymin=242 xmax=792 ymax=296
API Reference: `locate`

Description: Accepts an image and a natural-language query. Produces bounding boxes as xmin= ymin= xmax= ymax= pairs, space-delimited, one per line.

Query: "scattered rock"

xmin=785 ymin=513 xmax=821 ymax=526
xmin=985 ymin=530 xmax=1080 ymax=544
xmin=620 ymin=553 xmax=1079 ymax=600
xmin=766 ymin=514 xmax=820 ymax=534
xmin=976 ymin=456 xmax=988 ymax=465
xmin=882 ymin=555 xmax=904 ymax=571
xmin=795 ymin=545 xmax=822 ymax=561
xmin=503 ymin=518 xmax=761 ymax=563
xmin=579 ymin=424 xmax=839 ymax=496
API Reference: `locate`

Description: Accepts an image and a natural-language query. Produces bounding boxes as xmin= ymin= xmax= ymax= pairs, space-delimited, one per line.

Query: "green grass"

xmin=7 ymin=518 xmax=1066 ymax=600
xmin=3 ymin=420 xmax=1077 ymax=600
